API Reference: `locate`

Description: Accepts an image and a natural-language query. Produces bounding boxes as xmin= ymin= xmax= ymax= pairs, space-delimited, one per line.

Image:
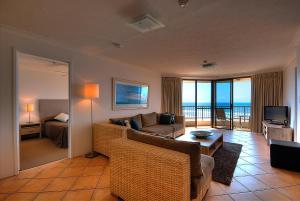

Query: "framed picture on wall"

xmin=112 ymin=78 xmax=149 ymax=110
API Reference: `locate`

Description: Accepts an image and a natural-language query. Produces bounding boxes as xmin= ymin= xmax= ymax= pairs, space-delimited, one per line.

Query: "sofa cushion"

xmin=141 ymin=112 xmax=157 ymax=127
xmin=159 ymin=113 xmax=172 ymax=124
xmin=191 ymin=154 xmax=214 ymax=199
xmin=140 ymin=124 xmax=183 ymax=136
xmin=127 ymin=129 xmax=203 ymax=178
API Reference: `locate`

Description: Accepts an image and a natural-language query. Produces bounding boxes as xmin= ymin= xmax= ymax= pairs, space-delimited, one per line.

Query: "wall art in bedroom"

xmin=112 ymin=78 xmax=149 ymax=110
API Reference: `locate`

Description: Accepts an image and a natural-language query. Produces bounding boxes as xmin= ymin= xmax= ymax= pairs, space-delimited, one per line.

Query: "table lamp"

xmin=84 ymin=83 xmax=99 ymax=158
xmin=26 ymin=103 xmax=34 ymax=123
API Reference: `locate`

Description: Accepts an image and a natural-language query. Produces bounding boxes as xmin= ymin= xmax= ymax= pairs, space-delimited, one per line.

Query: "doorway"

xmin=15 ymin=52 xmax=71 ymax=171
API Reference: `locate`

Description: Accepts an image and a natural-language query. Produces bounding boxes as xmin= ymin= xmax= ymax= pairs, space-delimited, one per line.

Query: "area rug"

xmin=212 ymin=142 xmax=242 ymax=185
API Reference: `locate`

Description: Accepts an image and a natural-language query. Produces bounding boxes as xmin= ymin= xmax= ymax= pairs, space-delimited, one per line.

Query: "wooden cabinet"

xmin=20 ymin=122 xmax=41 ymax=138
xmin=262 ymin=121 xmax=293 ymax=145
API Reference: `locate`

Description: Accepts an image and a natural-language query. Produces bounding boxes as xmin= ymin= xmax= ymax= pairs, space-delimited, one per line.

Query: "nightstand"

xmin=20 ymin=122 xmax=42 ymax=138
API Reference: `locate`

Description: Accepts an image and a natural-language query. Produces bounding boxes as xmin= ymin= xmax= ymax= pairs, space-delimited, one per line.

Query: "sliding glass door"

xmin=182 ymin=80 xmax=212 ymax=127
xmin=214 ymin=80 xmax=233 ymax=129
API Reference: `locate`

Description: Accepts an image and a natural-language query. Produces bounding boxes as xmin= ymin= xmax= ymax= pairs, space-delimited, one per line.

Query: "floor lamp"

xmin=84 ymin=83 xmax=99 ymax=158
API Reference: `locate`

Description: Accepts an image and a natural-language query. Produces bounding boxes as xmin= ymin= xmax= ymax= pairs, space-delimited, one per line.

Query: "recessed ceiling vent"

xmin=129 ymin=14 xmax=165 ymax=33
xmin=202 ymin=60 xmax=217 ymax=68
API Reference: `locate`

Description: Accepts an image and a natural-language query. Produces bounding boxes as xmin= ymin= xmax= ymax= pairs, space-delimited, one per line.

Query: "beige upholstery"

xmin=110 ymin=138 xmax=214 ymax=201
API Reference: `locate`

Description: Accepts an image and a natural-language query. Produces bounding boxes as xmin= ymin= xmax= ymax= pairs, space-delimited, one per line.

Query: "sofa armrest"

xmin=93 ymin=123 xmax=129 ymax=157
xmin=175 ymin=115 xmax=185 ymax=126
xmin=111 ymin=138 xmax=191 ymax=201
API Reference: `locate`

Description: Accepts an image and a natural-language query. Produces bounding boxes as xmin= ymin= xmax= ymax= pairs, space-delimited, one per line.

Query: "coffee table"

xmin=176 ymin=130 xmax=223 ymax=156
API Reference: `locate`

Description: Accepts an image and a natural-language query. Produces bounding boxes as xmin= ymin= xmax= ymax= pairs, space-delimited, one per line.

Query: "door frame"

xmin=13 ymin=50 xmax=72 ymax=174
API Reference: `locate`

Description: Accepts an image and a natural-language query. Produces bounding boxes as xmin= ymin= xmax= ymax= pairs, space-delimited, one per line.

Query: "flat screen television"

xmin=264 ymin=106 xmax=288 ymax=125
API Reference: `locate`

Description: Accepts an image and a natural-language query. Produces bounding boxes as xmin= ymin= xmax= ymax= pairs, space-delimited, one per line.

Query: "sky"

xmin=182 ymin=78 xmax=251 ymax=104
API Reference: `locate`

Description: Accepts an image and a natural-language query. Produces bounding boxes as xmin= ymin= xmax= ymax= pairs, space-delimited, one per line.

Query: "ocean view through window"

xmin=182 ymin=78 xmax=251 ymax=130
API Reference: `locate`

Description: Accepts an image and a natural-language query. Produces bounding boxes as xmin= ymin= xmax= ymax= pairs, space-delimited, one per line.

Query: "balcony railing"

xmin=182 ymin=105 xmax=251 ymax=129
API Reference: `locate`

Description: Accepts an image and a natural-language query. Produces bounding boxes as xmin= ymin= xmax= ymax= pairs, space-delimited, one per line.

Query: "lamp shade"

xmin=26 ymin=103 xmax=34 ymax=112
xmin=84 ymin=83 xmax=99 ymax=98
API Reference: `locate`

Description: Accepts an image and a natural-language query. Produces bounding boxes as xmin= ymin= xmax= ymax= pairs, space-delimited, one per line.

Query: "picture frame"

xmin=112 ymin=78 xmax=149 ymax=110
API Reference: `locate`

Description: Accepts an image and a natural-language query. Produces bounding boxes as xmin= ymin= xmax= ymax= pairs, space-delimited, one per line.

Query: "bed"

xmin=39 ymin=99 xmax=69 ymax=148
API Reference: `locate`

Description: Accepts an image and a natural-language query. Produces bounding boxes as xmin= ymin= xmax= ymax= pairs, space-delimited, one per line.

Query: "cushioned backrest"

xmin=127 ymin=129 xmax=202 ymax=177
xmin=141 ymin=112 xmax=158 ymax=127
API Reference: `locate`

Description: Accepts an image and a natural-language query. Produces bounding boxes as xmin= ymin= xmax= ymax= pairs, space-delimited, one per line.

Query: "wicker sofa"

xmin=93 ymin=112 xmax=185 ymax=157
xmin=110 ymin=133 xmax=214 ymax=201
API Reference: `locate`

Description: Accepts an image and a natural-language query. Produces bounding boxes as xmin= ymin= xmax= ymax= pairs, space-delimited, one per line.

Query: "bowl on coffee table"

xmin=190 ymin=130 xmax=214 ymax=138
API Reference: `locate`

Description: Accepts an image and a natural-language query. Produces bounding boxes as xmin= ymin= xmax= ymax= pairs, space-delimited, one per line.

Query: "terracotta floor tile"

xmin=0 ymin=194 xmax=8 ymax=201
xmin=254 ymin=174 xmax=292 ymax=188
xmin=60 ymin=167 xmax=85 ymax=177
xmin=72 ymin=176 xmax=99 ymax=190
xmin=36 ymin=167 xmax=64 ymax=178
xmin=44 ymin=177 xmax=77 ymax=192
xmin=33 ymin=191 xmax=66 ymax=201
xmin=253 ymin=163 xmax=279 ymax=174
xmin=87 ymin=157 xmax=109 ymax=167
xmin=233 ymin=167 xmax=250 ymax=177
xmin=69 ymin=158 xmax=90 ymax=167
xmin=91 ymin=188 xmax=117 ymax=201
xmin=218 ymin=179 xmax=249 ymax=194
xmin=0 ymin=178 xmax=29 ymax=193
xmin=18 ymin=168 xmax=42 ymax=179
xmin=241 ymin=156 xmax=269 ymax=164
xmin=230 ymin=192 xmax=261 ymax=201
xmin=254 ymin=189 xmax=290 ymax=201
xmin=53 ymin=159 xmax=72 ymax=168
xmin=18 ymin=178 xmax=53 ymax=193
xmin=239 ymin=164 xmax=266 ymax=175
xmin=235 ymin=176 xmax=269 ymax=191
xmin=5 ymin=193 xmax=37 ymax=201
xmin=82 ymin=166 xmax=105 ymax=176
xmin=63 ymin=189 xmax=93 ymax=201
xmin=278 ymin=185 xmax=300 ymax=201
xmin=236 ymin=158 xmax=251 ymax=166
xmin=205 ymin=195 xmax=233 ymax=201
xmin=96 ymin=167 xmax=110 ymax=189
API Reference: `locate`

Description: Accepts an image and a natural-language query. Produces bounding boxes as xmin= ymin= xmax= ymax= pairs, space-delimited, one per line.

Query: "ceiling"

xmin=1 ymin=0 xmax=300 ymax=77
xmin=19 ymin=53 xmax=68 ymax=77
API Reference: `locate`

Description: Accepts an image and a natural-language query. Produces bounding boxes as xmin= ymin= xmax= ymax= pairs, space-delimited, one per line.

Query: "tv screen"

xmin=264 ymin=106 xmax=288 ymax=124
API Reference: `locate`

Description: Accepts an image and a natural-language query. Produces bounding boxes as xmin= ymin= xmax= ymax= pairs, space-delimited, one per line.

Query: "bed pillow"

xmin=54 ymin=113 xmax=69 ymax=122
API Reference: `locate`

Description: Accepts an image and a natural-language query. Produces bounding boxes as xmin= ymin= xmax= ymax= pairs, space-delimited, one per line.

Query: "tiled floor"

xmin=0 ymin=130 xmax=300 ymax=201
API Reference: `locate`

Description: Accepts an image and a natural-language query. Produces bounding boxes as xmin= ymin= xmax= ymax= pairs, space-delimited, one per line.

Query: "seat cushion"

xmin=191 ymin=154 xmax=214 ymax=199
xmin=140 ymin=124 xmax=183 ymax=136
xmin=141 ymin=112 xmax=157 ymax=127
xmin=127 ymin=129 xmax=203 ymax=178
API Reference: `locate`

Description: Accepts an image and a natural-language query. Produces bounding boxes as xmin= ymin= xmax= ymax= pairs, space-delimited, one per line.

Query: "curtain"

xmin=250 ymin=72 xmax=283 ymax=133
xmin=161 ymin=77 xmax=182 ymax=116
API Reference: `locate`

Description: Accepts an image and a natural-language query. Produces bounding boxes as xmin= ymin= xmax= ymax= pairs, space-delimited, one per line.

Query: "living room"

xmin=0 ymin=0 xmax=300 ymax=201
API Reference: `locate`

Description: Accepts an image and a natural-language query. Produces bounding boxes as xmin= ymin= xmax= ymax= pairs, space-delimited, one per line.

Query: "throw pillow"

xmin=170 ymin=114 xmax=176 ymax=124
xmin=54 ymin=113 xmax=69 ymax=122
xmin=159 ymin=113 xmax=172 ymax=124
xmin=141 ymin=112 xmax=157 ymax=127
xmin=130 ymin=118 xmax=142 ymax=130
xmin=111 ymin=119 xmax=126 ymax=126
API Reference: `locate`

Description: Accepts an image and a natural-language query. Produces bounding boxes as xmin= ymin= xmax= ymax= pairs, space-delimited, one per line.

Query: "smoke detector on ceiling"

xmin=128 ymin=14 xmax=165 ymax=33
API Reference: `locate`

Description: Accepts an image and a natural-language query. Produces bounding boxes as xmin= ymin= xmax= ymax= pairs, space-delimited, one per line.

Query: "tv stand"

xmin=262 ymin=121 xmax=293 ymax=145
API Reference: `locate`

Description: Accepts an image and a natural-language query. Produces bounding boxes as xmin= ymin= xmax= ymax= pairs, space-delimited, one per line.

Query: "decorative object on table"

xmin=190 ymin=130 xmax=214 ymax=138
xmin=212 ymin=142 xmax=242 ymax=185
xmin=25 ymin=103 xmax=34 ymax=123
xmin=84 ymin=83 xmax=100 ymax=158
xmin=112 ymin=78 xmax=149 ymax=110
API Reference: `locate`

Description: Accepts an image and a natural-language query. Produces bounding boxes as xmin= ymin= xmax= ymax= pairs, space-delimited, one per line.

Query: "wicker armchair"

xmin=110 ymin=138 xmax=213 ymax=201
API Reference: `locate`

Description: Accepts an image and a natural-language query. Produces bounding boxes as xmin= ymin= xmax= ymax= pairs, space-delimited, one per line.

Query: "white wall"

xmin=0 ymin=26 xmax=161 ymax=178
xmin=19 ymin=68 xmax=69 ymax=123
xmin=283 ymin=45 xmax=300 ymax=142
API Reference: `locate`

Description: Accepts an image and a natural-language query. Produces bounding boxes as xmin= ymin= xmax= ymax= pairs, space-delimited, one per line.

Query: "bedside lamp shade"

xmin=84 ymin=83 xmax=99 ymax=99
xmin=26 ymin=103 xmax=34 ymax=112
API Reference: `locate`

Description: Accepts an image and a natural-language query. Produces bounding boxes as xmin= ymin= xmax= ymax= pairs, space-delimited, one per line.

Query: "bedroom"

xmin=18 ymin=52 xmax=70 ymax=170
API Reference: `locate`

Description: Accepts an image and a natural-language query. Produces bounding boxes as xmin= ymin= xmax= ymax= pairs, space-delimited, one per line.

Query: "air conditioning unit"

xmin=128 ymin=14 xmax=165 ymax=33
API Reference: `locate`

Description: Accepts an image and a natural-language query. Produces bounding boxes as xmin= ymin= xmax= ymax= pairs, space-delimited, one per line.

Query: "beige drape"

xmin=161 ymin=77 xmax=182 ymax=115
xmin=250 ymin=72 xmax=283 ymax=133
